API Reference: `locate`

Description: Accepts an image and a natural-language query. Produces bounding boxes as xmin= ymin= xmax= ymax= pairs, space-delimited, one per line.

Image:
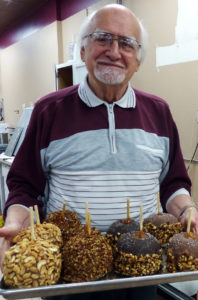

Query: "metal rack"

xmin=1 ymin=271 xmax=198 ymax=299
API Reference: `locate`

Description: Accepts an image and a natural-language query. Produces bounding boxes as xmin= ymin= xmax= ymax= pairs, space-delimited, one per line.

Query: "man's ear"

xmin=80 ymin=46 xmax=85 ymax=62
xmin=135 ymin=59 xmax=141 ymax=72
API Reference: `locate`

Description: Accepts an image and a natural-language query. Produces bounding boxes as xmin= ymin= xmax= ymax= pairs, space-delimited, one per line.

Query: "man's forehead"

xmin=91 ymin=9 xmax=139 ymax=28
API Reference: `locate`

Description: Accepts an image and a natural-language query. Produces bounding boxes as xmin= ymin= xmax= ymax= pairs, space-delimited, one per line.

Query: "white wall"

xmin=0 ymin=22 xmax=60 ymax=126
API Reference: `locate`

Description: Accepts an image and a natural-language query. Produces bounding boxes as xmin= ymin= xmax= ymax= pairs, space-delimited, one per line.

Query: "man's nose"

xmin=106 ymin=39 xmax=122 ymax=59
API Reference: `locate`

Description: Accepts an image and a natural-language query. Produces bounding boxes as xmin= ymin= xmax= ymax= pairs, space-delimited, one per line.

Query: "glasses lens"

xmin=119 ymin=37 xmax=139 ymax=52
xmin=92 ymin=32 xmax=111 ymax=45
xmin=88 ymin=32 xmax=140 ymax=53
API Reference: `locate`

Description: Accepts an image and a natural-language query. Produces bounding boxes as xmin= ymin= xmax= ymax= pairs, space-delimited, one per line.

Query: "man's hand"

xmin=0 ymin=206 xmax=30 ymax=270
xmin=166 ymin=194 xmax=198 ymax=233
xmin=178 ymin=206 xmax=198 ymax=233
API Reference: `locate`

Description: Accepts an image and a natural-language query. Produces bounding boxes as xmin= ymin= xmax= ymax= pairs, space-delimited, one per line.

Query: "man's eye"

xmin=97 ymin=37 xmax=107 ymax=42
xmin=95 ymin=34 xmax=109 ymax=42
xmin=121 ymin=39 xmax=134 ymax=49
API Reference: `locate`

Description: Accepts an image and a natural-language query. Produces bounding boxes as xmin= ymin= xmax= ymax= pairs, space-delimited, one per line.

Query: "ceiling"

xmin=0 ymin=0 xmax=48 ymax=36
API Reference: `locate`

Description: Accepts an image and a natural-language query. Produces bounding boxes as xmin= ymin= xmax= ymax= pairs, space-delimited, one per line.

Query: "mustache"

xmin=96 ymin=59 xmax=125 ymax=68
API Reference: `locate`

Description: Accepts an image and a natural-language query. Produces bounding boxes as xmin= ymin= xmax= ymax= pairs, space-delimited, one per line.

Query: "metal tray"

xmin=1 ymin=271 xmax=198 ymax=299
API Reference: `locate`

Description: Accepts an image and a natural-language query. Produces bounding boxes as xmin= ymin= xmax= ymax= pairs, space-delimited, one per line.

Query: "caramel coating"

xmin=3 ymin=240 xmax=62 ymax=288
xmin=144 ymin=213 xmax=183 ymax=244
xmin=62 ymin=229 xmax=113 ymax=282
xmin=167 ymin=232 xmax=198 ymax=272
xmin=107 ymin=218 xmax=139 ymax=236
xmin=117 ymin=232 xmax=161 ymax=256
xmin=12 ymin=223 xmax=63 ymax=248
xmin=45 ymin=209 xmax=84 ymax=243
xmin=144 ymin=213 xmax=178 ymax=226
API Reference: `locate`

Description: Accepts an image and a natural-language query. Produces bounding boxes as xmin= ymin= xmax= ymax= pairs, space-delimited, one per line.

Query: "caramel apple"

xmin=62 ymin=205 xmax=113 ymax=282
xmin=44 ymin=203 xmax=84 ymax=242
xmin=114 ymin=206 xmax=162 ymax=277
xmin=3 ymin=207 xmax=62 ymax=288
xmin=166 ymin=208 xmax=198 ymax=272
xmin=106 ymin=199 xmax=139 ymax=252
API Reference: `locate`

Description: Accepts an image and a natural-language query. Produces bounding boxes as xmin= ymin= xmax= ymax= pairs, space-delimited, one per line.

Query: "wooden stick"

xmin=127 ymin=199 xmax=130 ymax=219
xmin=34 ymin=205 xmax=40 ymax=225
xmin=87 ymin=211 xmax=91 ymax=236
xmin=30 ymin=207 xmax=35 ymax=240
xmin=61 ymin=202 xmax=66 ymax=218
xmin=85 ymin=202 xmax=89 ymax=225
xmin=139 ymin=205 xmax=143 ymax=238
xmin=63 ymin=202 xmax=66 ymax=211
xmin=157 ymin=193 xmax=162 ymax=215
xmin=85 ymin=202 xmax=91 ymax=235
xmin=186 ymin=208 xmax=192 ymax=237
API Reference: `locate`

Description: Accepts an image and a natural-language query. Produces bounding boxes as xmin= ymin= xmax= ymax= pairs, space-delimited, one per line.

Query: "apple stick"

xmin=61 ymin=202 xmax=66 ymax=218
xmin=186 ymin=208 xmax=192 ymax=237
xmin=157 ymin=193 xmax=162 ymax=215
xmin=85 ymin=202 xmax=89 ymax=225
xmin=85 ymin=202 xmax=91 ymax=235
xmin=63 ymin=202 xmax=66 ymax=211
xmin=139 ymin=205 xmax=143 ymax=238
xmin=29 ymin=207 xmax=35 ymax=240
xmin=127 ymin=199 xmax=130 ymax=220
xmin=87 ymin=211 xmax=91 ymax=236
xmin=34 ymin=205 xmax=40 ymax=225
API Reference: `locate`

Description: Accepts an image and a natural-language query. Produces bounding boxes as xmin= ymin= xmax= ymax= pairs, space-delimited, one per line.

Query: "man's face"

xmin=81 ymin=8 xmax=141 ymax=89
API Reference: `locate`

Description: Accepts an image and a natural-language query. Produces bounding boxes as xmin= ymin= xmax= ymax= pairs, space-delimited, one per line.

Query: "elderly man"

xmin=0 ymin=3 xmax=197 ymax=300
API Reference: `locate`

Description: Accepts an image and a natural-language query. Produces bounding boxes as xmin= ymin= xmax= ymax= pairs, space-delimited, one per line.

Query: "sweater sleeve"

xmin=160 ymin=108 xmax=191 ymax=211
xmin=4 ymin=103 xmax=47 ymax=221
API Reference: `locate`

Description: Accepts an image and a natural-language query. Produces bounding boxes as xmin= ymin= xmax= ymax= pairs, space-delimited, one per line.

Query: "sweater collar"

xmin=78 ymin=76 xmax=136 ymax=108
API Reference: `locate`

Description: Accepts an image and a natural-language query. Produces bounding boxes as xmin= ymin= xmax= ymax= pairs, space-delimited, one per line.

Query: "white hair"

xmin=137 ymin=20 xmax=148 ymax=63
xmin=76 ymin=11 xmax=95 ymax=50
xmin=77 ymin=9 xmax=148 ymax=63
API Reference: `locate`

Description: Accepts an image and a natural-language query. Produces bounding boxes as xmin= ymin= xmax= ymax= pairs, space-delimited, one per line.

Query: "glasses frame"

xmin=83 ymin=31 xmax=141 ymax=53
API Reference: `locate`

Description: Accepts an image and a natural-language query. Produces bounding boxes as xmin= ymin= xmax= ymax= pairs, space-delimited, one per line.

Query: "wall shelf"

xmin=55 ymin=61 xmax=87 ymax=90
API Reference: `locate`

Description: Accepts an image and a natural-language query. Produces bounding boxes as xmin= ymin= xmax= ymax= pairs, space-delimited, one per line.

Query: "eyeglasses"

xmin=83 ymin=31 xmax=141 ymax=53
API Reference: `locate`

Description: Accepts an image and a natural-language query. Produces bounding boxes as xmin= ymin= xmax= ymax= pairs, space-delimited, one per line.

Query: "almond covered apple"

xmin=3 ymin=239 xmax=62 ymax=288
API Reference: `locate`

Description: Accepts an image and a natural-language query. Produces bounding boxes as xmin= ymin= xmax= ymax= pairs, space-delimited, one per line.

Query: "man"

xmin=0 ymin=3 xmax=198 ymax=300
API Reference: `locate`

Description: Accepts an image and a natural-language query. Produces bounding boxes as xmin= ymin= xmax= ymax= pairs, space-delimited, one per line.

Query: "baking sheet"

xmin=1 ymin=271 xmax=198 ymax=299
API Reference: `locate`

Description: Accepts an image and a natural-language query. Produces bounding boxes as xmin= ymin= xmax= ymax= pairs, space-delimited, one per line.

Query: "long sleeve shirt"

xmin=4 ymin=79 xmax=191 ymax=232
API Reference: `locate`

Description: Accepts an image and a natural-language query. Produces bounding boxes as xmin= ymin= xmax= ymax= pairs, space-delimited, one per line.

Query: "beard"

xmin=94 ymin=66 xmax=125 ymax=85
